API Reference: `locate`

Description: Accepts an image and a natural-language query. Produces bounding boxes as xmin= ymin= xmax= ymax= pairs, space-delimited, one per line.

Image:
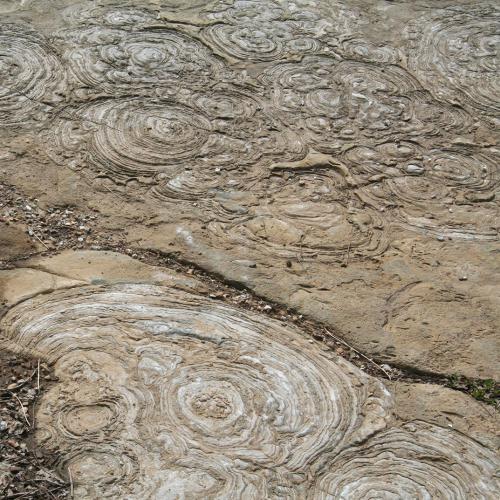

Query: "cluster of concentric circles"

xmin=0 ymin=24 xmax=62 ymax=125
xmin=208 ymin=169 xmax=388 ymax=262
xmin=44 ymin=98 xmax=213 ymax=179
xmin=201 ymin=0 xmax=324 ymax=62
xmin=61 ymin=4 xmax=157 ymax=28
xmin=44 ymin=91 xmax=306 ymax=200
xmin=357 ymin=148 xmax=499 ymax=240
xmin=0 ymin=282 xmax=392 ymax=498
xmin=262 ymin=57 xmax=473 ymax=151
xmin=58 ymin=26 xmax=224 ymax=93
xmin=405 ymin=6 xmax=500 ymax=115
xmin=202 ymin=22 xmax=320 ymax=62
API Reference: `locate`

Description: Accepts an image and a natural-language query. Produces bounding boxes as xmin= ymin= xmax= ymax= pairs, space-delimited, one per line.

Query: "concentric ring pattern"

xmin=0 ymin=282 xmax=392 ymax=498
xmin=201 ymin=0 xmax=331 ymax=62
xmin=57 ymin=26 xmax=225 ymax=93
xmin=43 ymin=92 xmax=306 ymax=196
xmin=0 ymin=24 xmax=63 ymax=126
xmin=405 ymin=6 xmax=500 ymax=115
xmin=208 ymin=167 xmax=389 ymax=262
xmin=357 ymin=148 xmax=499 ymax=240
xmin=262 ymin=57 xmax=473 ymax=151
xmin=312 ymin=421 xmax=500 ymax=499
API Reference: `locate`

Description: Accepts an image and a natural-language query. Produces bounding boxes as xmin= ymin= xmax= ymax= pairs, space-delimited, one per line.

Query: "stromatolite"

xmin=0 ymin=23 xmax=63 ymax=126
xmin=42 ymin=90 xmax=306 ymax=200
xmin=0 ymin=281 xmax=392 ymax=498
xmin=312 ymin=421 xmax=499 ymax=499
xmin=262 ymin=57 xmax=473 ymax=151
xmin=57 ymin=25 xmax=224 ymax=94
xmin=405 ymin=6 xmax=500 ymax=116
xmin=357 ymin=148 xmax=499 ymax=240
xmin=207 ymin=165 xmax=388 ymax=262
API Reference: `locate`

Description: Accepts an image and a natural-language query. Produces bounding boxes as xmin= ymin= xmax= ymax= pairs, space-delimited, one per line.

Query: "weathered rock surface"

xmin=1 ymin=0 xmax=498 ymax=380
xmin=0 ymin=0 xmax=499 ymax=496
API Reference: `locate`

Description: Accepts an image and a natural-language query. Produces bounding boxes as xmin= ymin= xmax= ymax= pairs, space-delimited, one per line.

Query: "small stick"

xmin=342 ymin=242 xmax=351 ymax=267
xmin=32 ymin=231 xmax=49 ymax=250
xmin=324 ymin=329 xmax=392 ymax=380
xmin=11 ymin=392 xmax=30 ymax=427
xmin=37 ymin=359 xmax=40 ymax=391
xmin=68 ymin=466 xmax=74 ymax=499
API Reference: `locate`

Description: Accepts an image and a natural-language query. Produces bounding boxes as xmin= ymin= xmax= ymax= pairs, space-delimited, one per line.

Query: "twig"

xmin=31 ymin=231 xmax=49 ymax=250
xmin=342 ymin=242 xmax=351 ymax=267
xmin=324 ymin=329 xmax=392 ymax=380
xmin=37 ymin=359 xmax=40 ymax=391
xmin=4 ymin=491 xmax=34 ymax=499
xmin=10 ymin=392 xmax=30 ymax=427
xmin=68 ymin=466 xmax=74 ymax=499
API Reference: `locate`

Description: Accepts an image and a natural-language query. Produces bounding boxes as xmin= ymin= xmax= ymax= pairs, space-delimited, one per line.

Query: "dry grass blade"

xmin=10 ymin=391 xmax=30 ymax=427
xmin=324 ymin=329 xmax=392 ymax=380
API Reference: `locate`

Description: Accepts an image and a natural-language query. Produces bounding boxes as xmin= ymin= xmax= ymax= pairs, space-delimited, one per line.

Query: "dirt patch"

xmin=0 ymin=349 xmax=68 ymax=499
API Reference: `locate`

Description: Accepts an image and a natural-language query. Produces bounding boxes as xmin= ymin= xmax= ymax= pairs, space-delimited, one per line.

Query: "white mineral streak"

xmin=1 ymin=283 xmax=391 ymax=498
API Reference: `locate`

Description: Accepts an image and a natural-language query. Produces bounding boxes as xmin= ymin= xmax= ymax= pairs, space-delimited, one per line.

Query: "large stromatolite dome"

xmin=0 ymin=282 xmax=392 ymax=498
xmin=405 ymin=6 xmax=500 ymax=116
xmin=0 ymin=24 xmax=63 ymax=126
xmin=312 ymin=421 xmax=500 ymax=499
xmin=44 ymin=98 xmax=213 ymax=179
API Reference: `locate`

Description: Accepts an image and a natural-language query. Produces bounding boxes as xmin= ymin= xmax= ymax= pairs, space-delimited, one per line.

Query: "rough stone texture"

xmin=0 ymin=223 xmax=38 ymax=260
xmin=388 ymin=382 xmax=500 ymax=450
xmin=1 ymin=0 xmax=498 ymax=380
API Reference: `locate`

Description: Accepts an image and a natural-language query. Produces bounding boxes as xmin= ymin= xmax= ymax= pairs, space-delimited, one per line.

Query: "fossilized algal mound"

xmin=2 ymin=283 xmax=390 ymax=496
xmin=1 ymin=252 xmax=498 ymax=498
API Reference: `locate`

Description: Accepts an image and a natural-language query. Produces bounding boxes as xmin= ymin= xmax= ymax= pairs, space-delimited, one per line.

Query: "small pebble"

xmin=404 ymin=164 xmax=424 ymax=174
